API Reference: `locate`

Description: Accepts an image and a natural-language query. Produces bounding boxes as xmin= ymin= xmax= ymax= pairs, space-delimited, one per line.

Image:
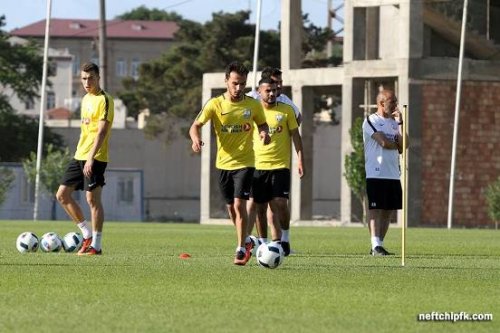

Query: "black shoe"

xmin=281 ymin=241 xmax=291 ymax=257
xmin=372 ymin=246 xmax=394 ymax=256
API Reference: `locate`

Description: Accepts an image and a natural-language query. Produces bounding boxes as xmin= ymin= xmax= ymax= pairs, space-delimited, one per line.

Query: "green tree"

xmin=23 ymin=144 xmax=71 ymax=220
xmin=116 ymin=5 xmax=184 ymax=22
xmin=0 ymin=166 xmax=15 ymax=206
xmin=344 ymin=117 xmax=367 ymax=223
xmin=0 ymin=16 xmax=63 ymax=161
xmin=485 ymin=177 xmax=500 ymax=229
xmin=116 ymin=7 xmax=335 ymax=140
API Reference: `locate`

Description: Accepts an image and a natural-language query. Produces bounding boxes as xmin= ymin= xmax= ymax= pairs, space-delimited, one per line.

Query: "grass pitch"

xmin=0 ymin=220 xmax=498 ymax=333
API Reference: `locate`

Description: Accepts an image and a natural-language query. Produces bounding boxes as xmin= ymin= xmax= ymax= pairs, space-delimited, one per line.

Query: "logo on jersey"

xmin=275 ymin=114 xmax=283 ymax=122
xmin=243 ymin=109 xmax=251 ymax=119
xmin=221 ymin=123 xmax=252 ymax=133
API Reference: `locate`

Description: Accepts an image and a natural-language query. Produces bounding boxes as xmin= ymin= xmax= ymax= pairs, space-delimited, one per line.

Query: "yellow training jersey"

xmin=74 ymin=90 xmax=114 ymax=162
xmin=196 ymin=95 xmax=266 ymax=170
xmin=254 ymin=102 xmax=298 ymax=170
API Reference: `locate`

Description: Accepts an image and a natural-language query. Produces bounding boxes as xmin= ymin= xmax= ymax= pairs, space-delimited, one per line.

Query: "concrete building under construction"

xmin=200 ymin=0 xmax=500 ymax=228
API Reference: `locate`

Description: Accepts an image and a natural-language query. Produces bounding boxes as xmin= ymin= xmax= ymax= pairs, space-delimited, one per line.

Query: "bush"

xmin=485 ymin=177 xmax=500 ymax=229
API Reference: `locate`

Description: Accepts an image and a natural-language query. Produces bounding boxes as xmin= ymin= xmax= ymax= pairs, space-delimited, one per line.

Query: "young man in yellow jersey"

xmin=56 ymin=62 xmax=114 ymax=256
xmin=189 ymin=61 xmax=271 ymax=265
xmin=247 ymin=67 xmax=301 ymax=251
xmin=251 ymin=77 xmax=305 ymax=256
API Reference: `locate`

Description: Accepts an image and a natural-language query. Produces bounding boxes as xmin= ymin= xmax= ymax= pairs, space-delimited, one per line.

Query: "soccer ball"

xmin=40 ymin=232 xmax=62 ymax=252
xmin=62 ymin=232 xmax=83 ymax=253
xmin=16 ymin=232 xmax=39 ymax=253
xmin=256 ymin=241 xmax=284 ymax=269
xmin=249 ymin=235 xmax=262 ymax=255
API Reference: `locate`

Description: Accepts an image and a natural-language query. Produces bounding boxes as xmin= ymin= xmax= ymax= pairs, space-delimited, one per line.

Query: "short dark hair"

xmin=225 ymin=61 xmax=249 ymax=79
xmin=261 ymin=67 xmax=281 ymax=79
xmin=81 ymin=62 xmax=99 ymax=75
xmin=258 ymin=77 xmax=275 ymax=86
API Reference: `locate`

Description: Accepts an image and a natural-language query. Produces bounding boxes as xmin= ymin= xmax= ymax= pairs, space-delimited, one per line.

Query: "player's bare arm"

xmin=291 ymin=128 xmax=305 ymax=178
xmin=189 ymin=120 xmax=204 ymax=152
xmin=371 ymin=132 xmax=400 ymax=151
xmin=257 ymin=122 xmax=271 ymax=145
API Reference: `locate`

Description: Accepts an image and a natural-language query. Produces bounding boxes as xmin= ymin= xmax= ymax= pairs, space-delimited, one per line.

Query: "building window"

xmin=21 ymin=177 xmax=35 ymax=204
xmin=118 ymin=177 xmax=134 ymax=204
xmin=47 ymin=92 xmax=55 ymax=109
xmin=116 ymin=58 xmax=127 ymax=77
xmin=25 ymin=99 xmax=35 ymax=110
xmin=131 ymin=58 xmax=141 ymax=80
xmin=73 ymin=55 xmax=80 ymax=76
xmin=48 ymin=61 xmax=57 ymax=77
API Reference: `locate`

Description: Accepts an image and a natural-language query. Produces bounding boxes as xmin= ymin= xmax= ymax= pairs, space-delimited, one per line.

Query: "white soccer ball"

xmin=16 ymin=232 xmax=39 ymax=253
xmin=256 ymin=241 xmax=284 ymax=269
xmin=40 ymin=232 xmax=62 ymax=252
xmin=249 ymin=235 xmax=262 ymax=255
xmin=62 ymin=232 xmax=83 ymax=253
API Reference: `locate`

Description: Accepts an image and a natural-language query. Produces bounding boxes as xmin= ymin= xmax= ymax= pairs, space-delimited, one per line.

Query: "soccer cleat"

xmin=84 ymin=247 xmax=102 ymax=256
xmin=371 ymin=246 xmax=394 ymax=256
xmin=244 ymin=241 xmax=253 ymax=262
xmin=77 ymin=237 xmax=92 ymax=255
xmin=281 ymin=241 xmax=291 ymax=257
xmin=234 ymin=250 xmax=247 ymax=265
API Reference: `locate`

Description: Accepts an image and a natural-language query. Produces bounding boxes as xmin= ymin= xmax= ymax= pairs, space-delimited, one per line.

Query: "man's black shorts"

xmin=60 ymin=159 xmax=107 ymax=191
xmin=251 ymin=168 xmax=290 ymax=204
xmin=366 ymin=178 xmax=402 ymax=210
xmin=218 ymin=167 xmax=254 ymax=204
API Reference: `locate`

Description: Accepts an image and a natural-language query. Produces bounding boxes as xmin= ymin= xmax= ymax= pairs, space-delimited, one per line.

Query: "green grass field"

xmin=0 ymin=221 xmax=498 ymax=333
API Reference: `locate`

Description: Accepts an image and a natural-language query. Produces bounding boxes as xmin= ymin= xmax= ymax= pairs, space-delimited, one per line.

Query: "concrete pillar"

xmin=281 ymin=0 xmax=302 ymax=70
xmin=290 ymin=85 xmax=313 ymax=221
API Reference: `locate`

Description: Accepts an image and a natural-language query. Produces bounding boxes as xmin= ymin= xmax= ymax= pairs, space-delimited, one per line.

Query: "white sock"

xmin=77 ymin=220 xmax=92 ymax=239
xmin=245 ymin=236 xmax=251 ymax=244
xmin=281 ymin=229 xmax=290 ymax=242
xmin=91 ymin=231 xmax=102 ymax=251
xmin=371 ymin=236 xmax=382 ymax=250
xmin=236 ymin=246 xmax=246 ymax=253
xmin=259 ymin=237 xmax=268 ymax=244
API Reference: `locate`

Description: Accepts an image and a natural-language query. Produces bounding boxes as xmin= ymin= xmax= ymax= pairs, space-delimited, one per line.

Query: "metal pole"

xmin=447 ymin=0 xmax=468 ymax=229
xmin=401 ymin=104 xmax=408 ymax=267
xmin=99 ymin=0 xmax=107 ymax=90
xmin=33 ymin=0 xmax=52 ymax=221
xmin=251 ymin=0 xmax=263 ymax=91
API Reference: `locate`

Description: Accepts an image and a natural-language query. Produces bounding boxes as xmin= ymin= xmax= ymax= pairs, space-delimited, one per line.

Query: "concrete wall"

xmin=53 ymin=127 xmax=201 ymax=222
xmin=0 ymin=165 xmax=143 ymax=221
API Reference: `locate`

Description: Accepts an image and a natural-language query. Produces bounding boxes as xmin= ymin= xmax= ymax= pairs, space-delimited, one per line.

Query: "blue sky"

xmin=2 ymin=0 xmax=343 ymax=32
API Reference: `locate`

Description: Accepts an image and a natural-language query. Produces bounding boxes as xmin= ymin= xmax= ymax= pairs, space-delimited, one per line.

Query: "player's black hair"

xmin=225 ymin=61 xmax=249 ymax=79
xmin=261 ymin=67 xmax=282 ymax=79
xmin=258 ymin=77 xmax=275 ymax=86
xmin=81 ymin=62 xmax=100 ymax=75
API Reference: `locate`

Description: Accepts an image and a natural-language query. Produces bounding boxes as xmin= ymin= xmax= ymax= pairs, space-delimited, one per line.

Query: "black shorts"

xmin=60 ymin=159 xmax=107 ymax=191
xmin=366 ymin=178 xmax=402 ymax=210
xmin=218 ymin=167 xmax=254 ymax=204
xmin=251 ymin=168 xmax=290 ymax=204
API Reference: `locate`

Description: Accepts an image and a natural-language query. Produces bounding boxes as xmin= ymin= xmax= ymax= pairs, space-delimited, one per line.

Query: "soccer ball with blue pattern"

xmin=62 ymin=232 xmax=83 ymax=253
xmin=256 ymin=241 xmax=284 ymax=269
xmin=16 ymin=232 xmax=39 ymax=253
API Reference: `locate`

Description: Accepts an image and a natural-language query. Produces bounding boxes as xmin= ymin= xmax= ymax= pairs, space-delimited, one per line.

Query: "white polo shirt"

xmin=362 ymin=113 xmax=401 ymax=180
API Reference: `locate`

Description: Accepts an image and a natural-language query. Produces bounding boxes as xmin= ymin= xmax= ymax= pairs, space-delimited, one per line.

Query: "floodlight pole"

xmin=33 ymin=0 xmax=52 ymax=221
xmin=447 ymin=0 xmax=468 ymax=229
xmin=401 ymin=105 xmax=408 ymax=267
xmin=251 ymin=0 xmax=263 ymax=91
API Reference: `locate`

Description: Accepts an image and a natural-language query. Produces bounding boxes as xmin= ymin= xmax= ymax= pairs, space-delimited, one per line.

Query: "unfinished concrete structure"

xmin=200 ymin=0 xmax=500 ymax=227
